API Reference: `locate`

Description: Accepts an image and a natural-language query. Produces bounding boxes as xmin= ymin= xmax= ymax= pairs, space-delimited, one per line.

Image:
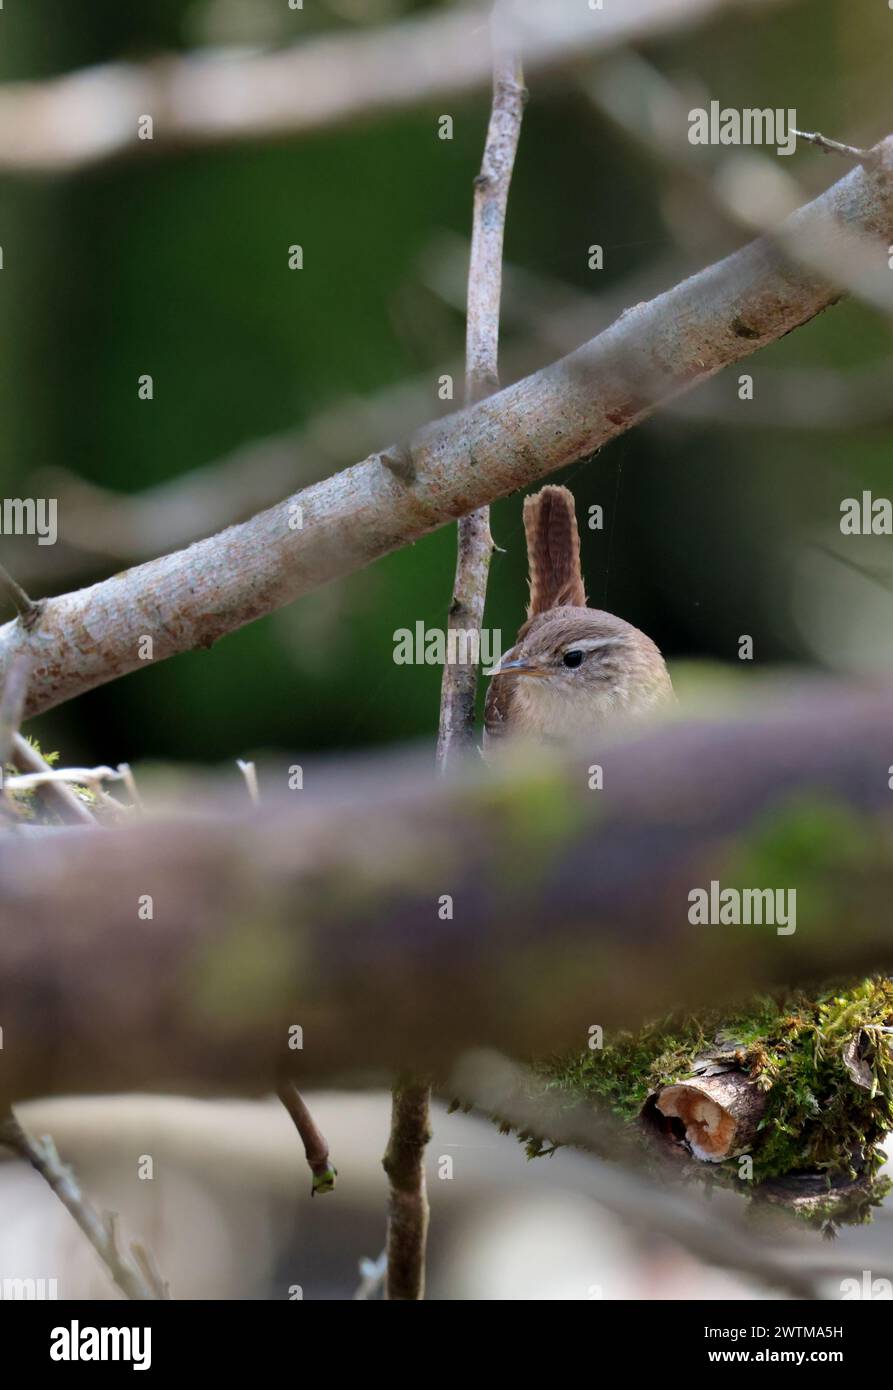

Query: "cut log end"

xmin=644 ymin=1072 xmax=767 ymax=1163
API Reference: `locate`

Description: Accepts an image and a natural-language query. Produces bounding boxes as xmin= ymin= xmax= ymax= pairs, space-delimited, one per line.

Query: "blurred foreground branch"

xmin=0 ymin=688 xmax=890 ymax=1103
xmin=0 ymin=0 xmax=781 ymax=174
xmin=4 ymin=141 xmax=893 ymax=718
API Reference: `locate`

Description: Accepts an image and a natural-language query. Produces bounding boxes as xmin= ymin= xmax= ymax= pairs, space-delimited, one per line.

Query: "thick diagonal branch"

xmin=3 ymin=141 xmax=893 ymax=720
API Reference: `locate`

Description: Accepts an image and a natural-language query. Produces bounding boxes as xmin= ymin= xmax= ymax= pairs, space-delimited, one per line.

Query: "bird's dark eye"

xmin=563 ymin=649 xmax=584 ymax=669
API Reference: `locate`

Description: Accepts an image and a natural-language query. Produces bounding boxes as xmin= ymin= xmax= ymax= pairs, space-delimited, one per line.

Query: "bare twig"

xmin=436 ymin=22 xmax=525 ymax=772
xmin=0 ymin=653 xmax=31 ymax=775
xmin=0 ymin=1109 xmax=168 ymax=1300
xmin=276 ymin=1082 xmax=337 ymax=1196
xmin=2 ymin=762 xmax=135 ymax=819
xmin=792 ymin=129 xmax=879 ymax=165
xmin=0 ymin=0 xmax=784 ymax=174
xmin=10 ymin=733 xmax=97 ymax=826
xmin=4 ymin=763 xmax=132 ymax=795
xmin=117 ymin=763 xmax=143 ymax=810
xmin=585 ymin=54 xmax=893 ymax=316
xmin=236 ymin=759 xmax=260 ymax=805
xmin=0 ymin=561 xmax=42 ymax=631
xmin=383 ymin=1080 xmax=432 ymax=1300
xmin=353 ymin=1250 xmax=387 ymax=1301
xmin=4 ymin=137 xmax=893 ymax=720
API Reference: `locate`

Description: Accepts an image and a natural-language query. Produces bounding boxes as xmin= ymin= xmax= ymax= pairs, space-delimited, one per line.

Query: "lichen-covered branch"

xmin=3 ymin=141 xmax=892 ymax=718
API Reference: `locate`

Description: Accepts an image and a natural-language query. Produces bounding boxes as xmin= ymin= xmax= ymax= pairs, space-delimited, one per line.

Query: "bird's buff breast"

xmin=508 ymin=674 xmax=649 ymax=740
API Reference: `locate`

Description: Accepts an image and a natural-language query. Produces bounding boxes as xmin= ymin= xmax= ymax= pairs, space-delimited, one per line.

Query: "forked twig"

xmin=0 ymin=1110 xmax=169 ymax=1300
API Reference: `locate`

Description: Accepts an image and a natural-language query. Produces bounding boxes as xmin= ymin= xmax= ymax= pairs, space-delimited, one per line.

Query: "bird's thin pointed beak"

xmin=485 ymin=657 xmax=548 ymax=679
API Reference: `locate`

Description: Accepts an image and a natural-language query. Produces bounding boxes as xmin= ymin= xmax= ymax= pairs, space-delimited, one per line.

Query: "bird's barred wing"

xmin=483 ymin=673 xmax=515 ymax=746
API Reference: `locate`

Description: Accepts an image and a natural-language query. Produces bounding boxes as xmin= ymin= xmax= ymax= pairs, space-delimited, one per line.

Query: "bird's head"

xmin=486 ymin=606 xmax=672 ymax=731
xmin=489 ymin=607 xmax=644 ymax=686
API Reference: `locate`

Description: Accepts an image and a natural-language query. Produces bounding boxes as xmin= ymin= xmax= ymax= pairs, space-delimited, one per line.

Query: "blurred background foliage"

xmin=0 ymin=0 xmax=891 ymax=766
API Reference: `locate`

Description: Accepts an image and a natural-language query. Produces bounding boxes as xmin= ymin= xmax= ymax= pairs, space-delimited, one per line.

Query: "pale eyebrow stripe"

xmin=565 ymin=636 xmax=627 ymax=652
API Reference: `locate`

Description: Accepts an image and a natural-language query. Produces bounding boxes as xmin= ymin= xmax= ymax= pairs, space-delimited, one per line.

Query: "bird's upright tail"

xmin=523 ymin=484 xmax=587 ymax=616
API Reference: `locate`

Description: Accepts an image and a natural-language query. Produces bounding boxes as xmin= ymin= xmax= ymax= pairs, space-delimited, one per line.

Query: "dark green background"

xmin=1 ymin=0 xmax=890 ymax=766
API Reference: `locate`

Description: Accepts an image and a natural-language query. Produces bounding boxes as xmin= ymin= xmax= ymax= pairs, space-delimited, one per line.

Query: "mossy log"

xmin=535 ymin=979 xmax=893 ymax=1228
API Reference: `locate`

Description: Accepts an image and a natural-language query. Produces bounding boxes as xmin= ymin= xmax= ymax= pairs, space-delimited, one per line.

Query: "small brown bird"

xmin=484 ymin=485 xmax=673 ymax=748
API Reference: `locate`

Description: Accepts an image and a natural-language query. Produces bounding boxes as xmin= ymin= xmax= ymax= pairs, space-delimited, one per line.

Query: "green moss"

xmin=188 ymin=911 xmax=300 ymax=1029
xmin=783 ymin=1176 xmax=893 ymax=1238
xmin=725 ymin=798 xmax=890 ymax=931
xmin=530 ymin=978 xmax=893 ymax=1219
xmin=477 ymin=762 xmax=591 ymax=896
xmin=752 ymin=980 xmax=893 ymax=1182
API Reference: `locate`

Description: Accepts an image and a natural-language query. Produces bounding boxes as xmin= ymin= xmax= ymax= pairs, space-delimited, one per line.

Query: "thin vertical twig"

xmin=353 ymin=1249 xmax=387 ymax=1301
xmin=382 ymin=1080 xmax=433 ymax=1301
xmin=277 ymin=1081 xmax=337 ymax=1196
xmin=381 ymin=6 xmax=525 ymax=1303
xmin=236 ymin=758 xmax=260 ymax=804
xmin=435 ymin=15 xmax=525 ymax=772
xmin=0 ymin=653 xmax=31 ymax=773
xmin=0 ymin=1110 xmax=168 ymax=1300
